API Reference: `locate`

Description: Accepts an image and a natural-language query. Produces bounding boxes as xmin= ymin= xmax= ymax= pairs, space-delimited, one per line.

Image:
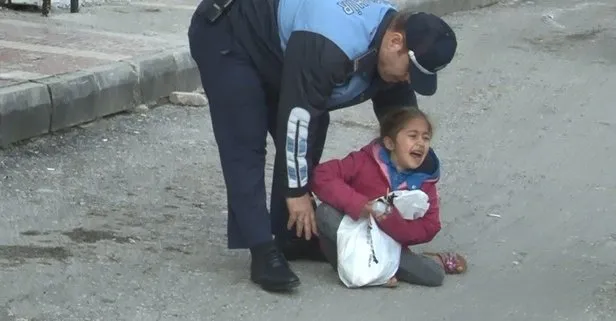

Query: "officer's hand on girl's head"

xmin=286 ymin=193 xmax=319 ymax=240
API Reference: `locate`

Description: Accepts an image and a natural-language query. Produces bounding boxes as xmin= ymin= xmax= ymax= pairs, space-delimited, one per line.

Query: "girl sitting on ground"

xmin=310 ymin=107 xmax=467 ymax=287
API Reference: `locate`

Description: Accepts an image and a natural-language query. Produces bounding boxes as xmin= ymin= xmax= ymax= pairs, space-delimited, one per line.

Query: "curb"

xmin=0 ymin=0 xmax=499 ymax=147
xmin=0 ymin=47 xmax=201 ymax=147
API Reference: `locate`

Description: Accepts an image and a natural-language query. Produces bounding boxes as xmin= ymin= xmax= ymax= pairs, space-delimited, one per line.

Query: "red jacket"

xmin=311 ymin=140 xmax=442 ymax=247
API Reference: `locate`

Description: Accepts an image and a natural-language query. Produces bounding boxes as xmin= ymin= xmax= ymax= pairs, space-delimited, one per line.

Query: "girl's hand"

xmin=373 ymin=212 xmax=387 ymax=222
xmin=362 ymin=200 xmax=388 ymax=222
xmin=361 ymin=201 xmax=375 ymax=218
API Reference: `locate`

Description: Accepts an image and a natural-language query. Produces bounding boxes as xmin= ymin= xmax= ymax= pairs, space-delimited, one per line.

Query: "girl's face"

xmin=384 ymin=117 xmax=432 ymax=171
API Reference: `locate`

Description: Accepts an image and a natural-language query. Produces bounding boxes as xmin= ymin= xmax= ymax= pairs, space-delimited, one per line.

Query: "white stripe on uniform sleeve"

xmin=286 ymin=107 xmax=311 ymax=189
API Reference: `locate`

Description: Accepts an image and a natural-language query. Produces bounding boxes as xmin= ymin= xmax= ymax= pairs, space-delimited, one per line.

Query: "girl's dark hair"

xmin=379 ymin=106 xmax=433 ymax=140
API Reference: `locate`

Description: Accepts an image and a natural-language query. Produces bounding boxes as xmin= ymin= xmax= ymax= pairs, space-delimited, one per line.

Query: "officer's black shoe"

xmin=250 ymin=241 xmax=300 ymax=292
xmin=277 ymin=237 xmax=328 ymax=262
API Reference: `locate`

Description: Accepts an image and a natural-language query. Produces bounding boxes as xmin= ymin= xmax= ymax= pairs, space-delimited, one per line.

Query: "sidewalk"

xmin=0 ymin=1 xmax=198 ymax=146
xmin=0 ymin=0 xmax=498 ymax=147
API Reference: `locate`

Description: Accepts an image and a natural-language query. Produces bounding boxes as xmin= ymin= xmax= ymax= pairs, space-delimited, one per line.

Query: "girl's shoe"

xmin=424 ymin=252 xmax=467 ymax=274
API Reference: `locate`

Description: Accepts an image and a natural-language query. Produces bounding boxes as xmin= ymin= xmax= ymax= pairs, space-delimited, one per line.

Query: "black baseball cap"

xmin=405 ymin=12 xmax=457 ymax=96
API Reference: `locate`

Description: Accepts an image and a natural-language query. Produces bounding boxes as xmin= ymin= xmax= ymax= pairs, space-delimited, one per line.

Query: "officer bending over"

xmin=188 ymin=0 xmax=458 ymax=292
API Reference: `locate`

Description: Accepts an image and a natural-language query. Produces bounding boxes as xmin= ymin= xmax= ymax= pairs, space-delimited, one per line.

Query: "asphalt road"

xmin=1 ymin=0 xmax=616 ymax=320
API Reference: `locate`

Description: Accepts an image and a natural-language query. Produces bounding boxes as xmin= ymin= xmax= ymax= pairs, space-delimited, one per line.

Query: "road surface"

xmin=1 ymin=0 xmax=615 ymax=320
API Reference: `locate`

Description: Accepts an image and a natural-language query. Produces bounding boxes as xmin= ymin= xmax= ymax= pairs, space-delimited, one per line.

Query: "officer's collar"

xmin=350 ymin=9 xmax=397 ymax=78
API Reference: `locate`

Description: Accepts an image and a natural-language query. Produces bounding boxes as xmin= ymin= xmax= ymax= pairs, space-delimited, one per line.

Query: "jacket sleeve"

xmin=376 ymin=182 xmax=442 ymax=247
xmin=371 ymin=82 xmax=418 ymax=121
xmin=310 ymin=151 xmax=371 ymax=220
xmin=276 ymin=31 xmax=352 ymax=197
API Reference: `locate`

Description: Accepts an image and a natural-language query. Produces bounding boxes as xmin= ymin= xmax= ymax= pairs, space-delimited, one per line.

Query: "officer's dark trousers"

xmin=187 ymin=10 xmax=329 ymax=249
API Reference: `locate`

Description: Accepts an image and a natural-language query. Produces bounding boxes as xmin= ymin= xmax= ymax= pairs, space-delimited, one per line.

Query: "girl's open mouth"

xmin=410 ymin=151 xmax=423 ymax=159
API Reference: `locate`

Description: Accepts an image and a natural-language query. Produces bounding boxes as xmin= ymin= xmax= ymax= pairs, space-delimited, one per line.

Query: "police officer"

xmin=188 ymin=0 xmax=457 ymax=292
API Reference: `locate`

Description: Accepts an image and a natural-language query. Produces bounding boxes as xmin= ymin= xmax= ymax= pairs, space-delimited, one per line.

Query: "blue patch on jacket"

xmin=378 ymin=146 xmax=440 ymax=190
xmin=277 ymin=0 xmax=396 ymax=108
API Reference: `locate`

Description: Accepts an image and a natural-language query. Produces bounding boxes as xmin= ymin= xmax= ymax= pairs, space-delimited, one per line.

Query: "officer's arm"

xmin=276 ymin=31 xmax=350 ymax=197
xmin=371 ymin=82 xmax=418 ymax=121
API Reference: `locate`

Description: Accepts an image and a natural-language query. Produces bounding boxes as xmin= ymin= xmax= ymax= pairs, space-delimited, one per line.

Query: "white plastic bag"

xmin=389 ymin=190 xmax=430 ymax=220
xmin=336 ymin=214 xmax=402 ymax=288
